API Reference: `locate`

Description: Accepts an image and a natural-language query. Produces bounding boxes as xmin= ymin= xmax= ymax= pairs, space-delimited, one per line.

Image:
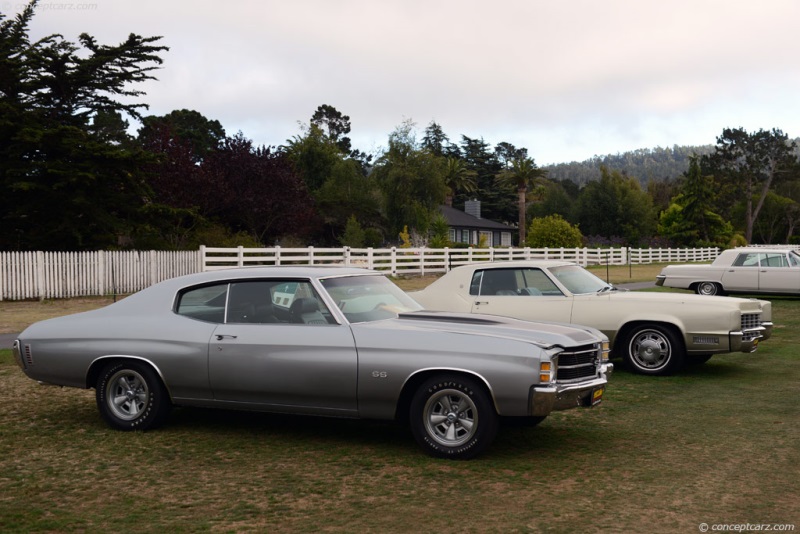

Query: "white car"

xmin=409 ymin=260 xmax=773 ymax=376
xmin=656 ymin=247 xmax=800 ymax=296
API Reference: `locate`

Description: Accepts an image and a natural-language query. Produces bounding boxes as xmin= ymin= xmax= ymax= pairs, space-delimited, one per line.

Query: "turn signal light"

xmin=539 ymin=361 xmax=552 ymax=382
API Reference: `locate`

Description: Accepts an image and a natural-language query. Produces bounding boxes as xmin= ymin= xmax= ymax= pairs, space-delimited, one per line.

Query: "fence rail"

xmin=201 ymin=245 xmax=721 ymax=273
xmin=1 ymin=246 xmax=721 ymax=301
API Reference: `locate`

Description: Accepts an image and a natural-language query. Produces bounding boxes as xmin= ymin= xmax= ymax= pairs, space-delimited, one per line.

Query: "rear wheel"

xmin=409 ymin=375 xmax=498 ymax=459
xmin=622 ymin=325 xmax=685 ymax=376
xmin=96 ymin=360 xmax=171 ymax=431
xmin=696 ymin=282 xmax=723 ymax=296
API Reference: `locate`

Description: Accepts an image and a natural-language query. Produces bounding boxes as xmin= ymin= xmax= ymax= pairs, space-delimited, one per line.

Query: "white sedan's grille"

xmin=741 ymin=313 xmax=762 ymax=341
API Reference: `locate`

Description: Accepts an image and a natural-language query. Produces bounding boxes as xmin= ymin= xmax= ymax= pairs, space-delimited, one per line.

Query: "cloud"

xmin=18 ymin=0 xmax=800 ymax=163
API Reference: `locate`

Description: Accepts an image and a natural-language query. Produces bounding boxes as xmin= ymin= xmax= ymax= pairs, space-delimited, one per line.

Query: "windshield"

xmin=320 ymin=274 xmax=423 ymax=323
xmin=549 ymin=265 xmax=611 ymax=294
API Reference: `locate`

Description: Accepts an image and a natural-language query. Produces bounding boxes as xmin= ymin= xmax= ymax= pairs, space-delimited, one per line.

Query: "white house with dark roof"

xmin=439 ymin=200 xmax=514 ymax=247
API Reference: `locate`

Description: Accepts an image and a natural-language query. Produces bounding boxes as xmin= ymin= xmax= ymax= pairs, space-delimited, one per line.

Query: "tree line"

xmin=2 ymin=1 xmax=800 ymax=252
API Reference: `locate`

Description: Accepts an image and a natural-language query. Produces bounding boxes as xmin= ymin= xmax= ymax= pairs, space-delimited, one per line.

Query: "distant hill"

xmin=543 ymin=144 xmax=715 ymax=186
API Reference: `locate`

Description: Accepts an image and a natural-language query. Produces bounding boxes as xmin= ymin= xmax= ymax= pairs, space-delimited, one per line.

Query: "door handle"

xmin=215 ymin=334 xmax=238 ymax=340
xmin=474 ymin=301 xmax=488 ymax=305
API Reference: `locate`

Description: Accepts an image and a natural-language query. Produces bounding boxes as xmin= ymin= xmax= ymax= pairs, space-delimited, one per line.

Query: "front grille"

xmin=555 ymin=344 xmax=598 ymax=383
xmin=741 ymin=313 xmax=762 ymax=341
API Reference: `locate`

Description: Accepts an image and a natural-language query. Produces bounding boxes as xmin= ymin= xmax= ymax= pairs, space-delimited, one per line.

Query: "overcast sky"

xmin=17 ymin=0 xmax=800 ymax=164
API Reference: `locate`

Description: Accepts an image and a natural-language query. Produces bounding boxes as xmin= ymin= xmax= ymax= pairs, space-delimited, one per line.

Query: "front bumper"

xmin=529 ymin=363 xmax=612 ymax=416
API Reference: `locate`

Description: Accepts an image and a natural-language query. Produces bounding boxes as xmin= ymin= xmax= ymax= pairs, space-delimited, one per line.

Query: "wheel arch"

xmin=394 ymin=368 xmax=497 ymax=424
xmin=86 ymin=356 xmax=171 ymax=399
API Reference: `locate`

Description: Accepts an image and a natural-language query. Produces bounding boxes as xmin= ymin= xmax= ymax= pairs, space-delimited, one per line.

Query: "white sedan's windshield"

xmin=321 ymin=275 xmax=423 ymax=323
xmin=549 ymin=265 xmax=610 ymax=294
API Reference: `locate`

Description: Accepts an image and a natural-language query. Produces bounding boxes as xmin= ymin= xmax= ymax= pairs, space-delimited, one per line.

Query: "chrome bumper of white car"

xmin=529 ymin=363 xmax=613 ymax=416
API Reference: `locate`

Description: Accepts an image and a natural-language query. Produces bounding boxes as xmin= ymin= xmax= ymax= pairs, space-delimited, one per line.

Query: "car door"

xmin=720 ymin=252 xmax=761 ymax=291
xmin=208 ymin=279 xmax=359 ymax=416
xmin=756 ymin=252 xmax=800 ymax=293
xmin=469 ymin=267 xmax=574 ymax=323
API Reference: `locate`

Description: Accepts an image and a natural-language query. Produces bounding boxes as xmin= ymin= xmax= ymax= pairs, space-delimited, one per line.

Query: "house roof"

xmin=439 ymin=205 xmax=514 ymax=231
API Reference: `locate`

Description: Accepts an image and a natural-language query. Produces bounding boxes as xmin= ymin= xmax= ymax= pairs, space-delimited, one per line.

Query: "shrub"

xmin=525 ymin=214 xmax=583 ymax=248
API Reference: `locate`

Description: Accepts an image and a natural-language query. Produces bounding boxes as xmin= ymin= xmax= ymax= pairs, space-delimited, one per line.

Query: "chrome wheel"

xmin=96 ymin=361 xmax=171 ymax=430
xmin=696 ymin=282 xmax=720 ymax=296
xmin=410 ymin=375 xmax=498 ymax=459
xmin=423 ymin=388 xmax=478 ymax=447
xmin=624 ymin=324 xmax=684 ymax=375
xmin=106 ymin=368 xmax=150 ymax=421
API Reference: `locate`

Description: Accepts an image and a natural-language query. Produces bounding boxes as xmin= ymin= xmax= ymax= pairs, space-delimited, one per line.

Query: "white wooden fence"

xmin=0 ymin=250 xmax=201 ymax=301
xmin=201 ymin=245 xmax=720 ymax=273
xmin=1 ymin=246 xmax=720 ymax=301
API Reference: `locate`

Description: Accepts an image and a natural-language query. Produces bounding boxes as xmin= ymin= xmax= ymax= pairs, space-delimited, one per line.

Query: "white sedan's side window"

xmin=762 ymin=254 xmax=788 ymax=268
xmin=733 ymin=253 xmax=761 ymax=267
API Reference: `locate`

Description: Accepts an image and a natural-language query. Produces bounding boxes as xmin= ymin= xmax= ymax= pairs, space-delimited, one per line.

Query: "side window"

xmin=469 ymin=271 xmax=483 ymax=296
xmin=733 ymin=253 xmax=761 ymax=267
xmin=268 ymin=280 xmax=335 ymax=325
xmin=479 ymin=269 xmax=521 ymax=296
xmin=227 ymin=281 xmax=279 ymax=324
xmin=176 ymin=283 xmax=228 ymax=323
xmin=519 ymin=268 xmax=563 ymax=296
xmin=762 ymin=254 xmax=788 ymax=268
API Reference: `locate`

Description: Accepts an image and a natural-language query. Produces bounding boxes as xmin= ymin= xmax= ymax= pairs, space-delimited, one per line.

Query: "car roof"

xmin=455 ymin=260 xmax=577 ymax=269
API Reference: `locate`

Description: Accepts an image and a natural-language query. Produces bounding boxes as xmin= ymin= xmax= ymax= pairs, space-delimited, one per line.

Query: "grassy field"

xmin=1 ymin=266 xmax=798 ymax=532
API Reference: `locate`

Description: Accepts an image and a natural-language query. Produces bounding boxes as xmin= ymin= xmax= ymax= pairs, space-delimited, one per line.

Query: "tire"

xmin=622 ymin=324 xmax=685 ymax=376
xmin=696 ymin=282 xmax=723 ymax=296
xmin=409 ymin=375 xmax=498 ymax=460
xmin=96 ymin=360 xmax=171 ymax=431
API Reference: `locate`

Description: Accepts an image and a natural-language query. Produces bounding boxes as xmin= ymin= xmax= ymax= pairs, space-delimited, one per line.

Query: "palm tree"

xmin=496 ymin=157 xmax=548 ymax=245
xmin=443 ymin=157 xmax=477 ymax=206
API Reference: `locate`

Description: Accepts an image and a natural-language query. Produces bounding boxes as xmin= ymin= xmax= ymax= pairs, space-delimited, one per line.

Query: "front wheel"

xmin=622 ymin=325 xmax=685 ymax=376
xmin=409 ymin=375 xmax=498 ymax=459
xmin=96 ymin=360 xmax=171 ymax=431
xmin=695 ymin=281 xmax=724 ymax=296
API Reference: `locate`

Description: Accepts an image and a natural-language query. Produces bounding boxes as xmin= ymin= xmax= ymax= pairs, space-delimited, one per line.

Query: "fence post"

xmin=391 ymin=247 xmax=397 ymax=276
xmin=237 ymin=246 xmax=244 ymax=267
xmin=275 ymin=246 xmax=281 ymax=266
xmin=199 ymin=245 xmax=206 ymax=271
xmin=367 ymin=247 xmax=374 ymax=270
xmin=309 ymin=246 xmax=315 ymax=265
xmin=344 ymin=246 xmax=351 ymax=266
xmin=35 ymin=251 xmax=44 ymax=301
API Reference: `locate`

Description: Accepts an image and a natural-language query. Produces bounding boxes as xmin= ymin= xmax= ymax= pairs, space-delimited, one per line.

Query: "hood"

xmin=602 ymin=289 xmax=767 ymax=311
xmin=389 ymin=310 xmax=606 ymax=348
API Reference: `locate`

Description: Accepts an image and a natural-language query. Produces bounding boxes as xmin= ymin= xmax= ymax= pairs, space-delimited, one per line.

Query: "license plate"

xmin=591 ymin=387 xmax=604 ymax=406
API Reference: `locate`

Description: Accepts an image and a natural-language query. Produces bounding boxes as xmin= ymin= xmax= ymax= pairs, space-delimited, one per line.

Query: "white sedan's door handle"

xmin=474 ymin=301 xmax=488 ymax=305
xmin=215 ymin=334 xmax=238 ymax=340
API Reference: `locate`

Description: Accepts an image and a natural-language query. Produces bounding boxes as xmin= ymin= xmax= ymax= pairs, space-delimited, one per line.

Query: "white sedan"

xmin=409 ymin=260 xmax=773 ymax=376
xmin=657 ymin=247 xmax=800 ymax=296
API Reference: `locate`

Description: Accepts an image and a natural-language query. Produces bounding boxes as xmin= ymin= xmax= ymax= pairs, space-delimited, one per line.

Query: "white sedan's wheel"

xmin=623 ymin=325 xmax=685 ymax=376
xmin=696 ymin=282 xmax=722 ymax=296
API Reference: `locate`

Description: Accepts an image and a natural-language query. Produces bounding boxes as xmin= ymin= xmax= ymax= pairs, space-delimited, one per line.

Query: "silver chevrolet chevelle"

xmin=13 ymin=266 xmax=612 ymax=459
